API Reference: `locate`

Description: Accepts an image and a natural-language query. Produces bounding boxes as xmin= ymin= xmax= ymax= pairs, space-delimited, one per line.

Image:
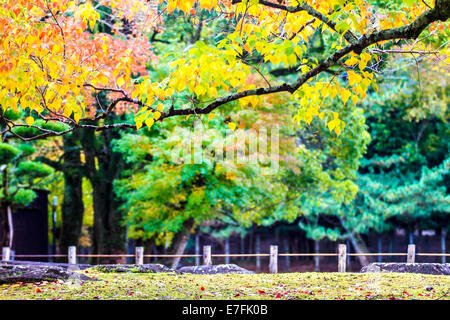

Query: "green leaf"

xmin=335 ymin=20 xmax=350 ymax=34
xmin=0 ymin=143 xmax=21 ymax=165
xmin=15 ymin=161 xmax=54 ymax=179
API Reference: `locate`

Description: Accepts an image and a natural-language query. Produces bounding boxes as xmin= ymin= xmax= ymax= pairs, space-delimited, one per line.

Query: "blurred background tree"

xmin=0 ymin=110 xmax=54 ymax=247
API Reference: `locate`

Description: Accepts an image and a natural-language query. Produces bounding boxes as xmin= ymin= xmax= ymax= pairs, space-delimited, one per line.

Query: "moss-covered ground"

xmin=0 ymin=271 xmax=448 ymax=300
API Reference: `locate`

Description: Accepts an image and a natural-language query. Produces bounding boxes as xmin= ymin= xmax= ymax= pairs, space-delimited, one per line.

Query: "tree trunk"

xmin=1 ymin=205 xmax=8 ymax=248
xmin=240 ymin=235 xmax=245 ymax=261
xmin=349 ymin=233 xmax=372 ymax=267
xmin=284 ymin=236 xmax=290 ymax=271
xmin=1 ymin=204 xmax=13 ymax=248
xmin=189 ymin=15 xmax=203 ymax=44
xmin=377 ymin=235 xmax=382 ymax=263
xmin=81 ymin=127 xmax=126 ymax=264
xmin=91 ymin=179 xmax=126 ymax=263
xmin=169 ymin=218 xmax=195 ymax=269
xmin=1 ymin=166 xmax=12 ymax=248
xmin=6 ymin=205 xmax=12 ymax=248
xmin=59 ymin=132 xmax=84 ymax=253
xmin=144 ymin=238 xmax=155 ymax=264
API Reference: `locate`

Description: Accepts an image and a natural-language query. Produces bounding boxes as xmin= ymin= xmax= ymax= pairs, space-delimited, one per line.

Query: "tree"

xmin=14 ymin=1 xmax=157 ymax=258
xmin=353 ymin=57 xmax=449 ymax=245
xmin=0 ymin=0 xmax=448 ymax=138
xmin=279 ymin=52 xmax=449 ymax=266
xmin=113 ymin=108 xmax=290 ymax=268
xmin=34 ymin=132 xmax=86 ymax=252
xmin=0 ymin=111 xmax=53 ymax=247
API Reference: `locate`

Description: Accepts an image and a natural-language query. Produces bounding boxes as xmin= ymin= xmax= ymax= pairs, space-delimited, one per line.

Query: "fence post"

xmin=135 ymin=246 xmax=144 ymax=265
xmin=407 ymin=244 xmax=415 ymax=263
xmin=240 ymin=236 xmax=245 ymax=261
xmin=284 ymin=237 xmax=290 ymax=272
xmin=314 ymin=240 xmax=320 ymax=272
xmin=195 ymin=234 xmax=200 ymax=266
xmin=203 ymin=245 xmax=212 ymax=266
xmin=225 ymin=238 xmax=230 ymax=265
xmin=68 ymin=246 xmax=77 ymax=264
xmin=269 ymin=245 xmax=278 ymax=274
xmin=377 ymin=235 xmax=382 ymax=263
xmin=2 ymin=247 xmax=11 ymax=261
xmin=346 ymin=239 xmax=351 ymax=267
xmin=256 ymin=234 xmax=261 ymax=272
xmin=338 ymin=244 xmax=347 ymax=272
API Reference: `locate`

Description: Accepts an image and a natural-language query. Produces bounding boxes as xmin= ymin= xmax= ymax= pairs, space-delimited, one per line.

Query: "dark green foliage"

xmin=11 ymin=120 xmax=69 ymax=138
xmin=12 ymin=188 xmax=36 ymax=207
xmin=15 ymin=161 xmax=54 ymax=180
xmin=0 ymin=139 xmax=54 ymax=246
xmin=38 ymin=120 xmax=70 ymax=133
xmin=1 ymin=109 xmax=23 ymax=121
xmin=294 ymin=57 xmax=449 ymax=250
xmin=15 ymin=144 xmax=35 ymax=157
xmin=0 ymin=143 xmax=20 ymax=165
xmin=11 ymin=126 xmax=39 ymax=138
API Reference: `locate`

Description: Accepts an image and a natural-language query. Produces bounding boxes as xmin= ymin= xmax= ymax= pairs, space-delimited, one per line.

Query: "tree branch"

xmin=231 ymin=0 xmax=357 ymax=43
xmin=159 ymin=0 xmax=449 ymax=121
xmin=5 ymin=0 xmax=449 ymax=140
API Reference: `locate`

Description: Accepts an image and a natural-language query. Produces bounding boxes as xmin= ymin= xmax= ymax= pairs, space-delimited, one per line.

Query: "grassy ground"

xmin=0 ymin=271 xmax=448 ymax=300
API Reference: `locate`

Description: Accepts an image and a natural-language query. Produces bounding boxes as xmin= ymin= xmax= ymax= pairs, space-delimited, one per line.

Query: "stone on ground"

xmin=0 ymin=262 xmax=95 ymax=284
xmin=177 ymin=264 xmax=254 ymax=274
xmin=91 ymin=264 xmax=174 ymax=273
xmin=2 ymin=260 xmax=91 ymax=270
xmin=361 ymin=263 xmax=450 ymax=275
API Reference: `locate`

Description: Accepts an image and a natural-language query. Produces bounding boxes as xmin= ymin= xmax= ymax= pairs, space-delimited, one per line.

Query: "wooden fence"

xmin=2 ymin=244 xmax=449 ymax=273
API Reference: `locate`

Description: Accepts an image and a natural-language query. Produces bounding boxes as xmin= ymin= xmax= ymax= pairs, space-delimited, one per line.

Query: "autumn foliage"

xmin=0 ymin=0 xmax=449 ymax=138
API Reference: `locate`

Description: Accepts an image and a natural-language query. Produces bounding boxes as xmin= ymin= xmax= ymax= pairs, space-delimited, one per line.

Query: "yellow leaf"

xmin=131 ymin=89 xmax=139 ymax=99
xmin=200 ymin=0 xmax=217 ymax=10
xmin=74 ymin=112 xmax=81 ymax=123
xmin=347 ymin=71 xmax=362 ymax=87
xmin=340 ymin=89 xmax=351 ymax=104
xmin=117 ymin=77 xmax=125 ymax=87
xmin=99 ymin=75 xmax=110 ymax=86
xmin=194 ymin=85 xmax=206 ymax=97
xmin=345 ymin=56 xmax=359 ymax=66
xmin=153 ymin=111 xmax=161 ymax=120
xmin=135 ymin=118 xmax=143 ymax=130
xmin=359 ymin=52 xmax=371 ymax=70
xmin=228 ymin=122 xmax=237 ymax=131
xmin=165 ymin=88 xmax=175 ymax=97
xmin=145 ymin=117 xmax=154 ymax=128
xmin=25 ymin=116 xmax=34 ymax=126
xmin=335 ymin=125 xmax=341 ymax=136
xmin=230 ymin=78 xmax=240 ymax=88
xmin=53 ymin=44 xmax=63 ymax=54
xmin=328 ymin=119 xmax=337 ymax=131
